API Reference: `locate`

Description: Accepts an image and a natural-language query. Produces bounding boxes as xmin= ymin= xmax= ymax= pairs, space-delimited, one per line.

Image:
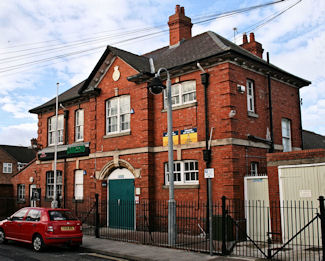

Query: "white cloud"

xmin=0 ymin=123 xmax=37 ymax=146
xmin=0 ymin=95 xmax=47 ymax=119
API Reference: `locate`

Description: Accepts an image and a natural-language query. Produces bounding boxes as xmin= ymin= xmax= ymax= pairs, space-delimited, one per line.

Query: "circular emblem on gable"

xmin=112 ymin=66 xmax=120 ymax=81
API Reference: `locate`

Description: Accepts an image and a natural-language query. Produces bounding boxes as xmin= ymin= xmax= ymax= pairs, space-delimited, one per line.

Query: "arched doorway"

xmin=107 ymin=168 xmax=135 ymax=229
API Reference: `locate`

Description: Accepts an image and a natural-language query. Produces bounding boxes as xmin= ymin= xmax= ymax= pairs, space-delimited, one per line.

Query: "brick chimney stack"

xmin=240 ymin=32 xmax=264 ymax=59
xmin=168 ymin=5 xmax=192 ymax=46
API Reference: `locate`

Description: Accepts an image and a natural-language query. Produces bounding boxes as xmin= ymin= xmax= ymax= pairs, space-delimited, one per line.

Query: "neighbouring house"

xmin=302 ymin=129 xmax=325 ymax=149
xmin=11 ymin=5 xmax=310 ymax=230
xmin=0 ymin=144 xmax=36 ymax=196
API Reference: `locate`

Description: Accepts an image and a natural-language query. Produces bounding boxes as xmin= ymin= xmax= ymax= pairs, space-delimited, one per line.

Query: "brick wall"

xmin=12 ymin=53 xmax=304 ymax=207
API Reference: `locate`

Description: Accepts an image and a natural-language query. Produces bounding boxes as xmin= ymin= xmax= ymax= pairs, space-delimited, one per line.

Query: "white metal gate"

xmin=244 ymin=176 xmax=270 ymax=241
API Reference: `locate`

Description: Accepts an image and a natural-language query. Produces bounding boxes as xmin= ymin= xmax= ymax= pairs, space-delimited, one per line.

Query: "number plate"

xmin=61 ymin=226 xmax=75 ymax=231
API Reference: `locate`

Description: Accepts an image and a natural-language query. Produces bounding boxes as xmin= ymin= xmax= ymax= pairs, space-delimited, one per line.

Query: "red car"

xmin=0 ymin=207 xmax=83 ymax=251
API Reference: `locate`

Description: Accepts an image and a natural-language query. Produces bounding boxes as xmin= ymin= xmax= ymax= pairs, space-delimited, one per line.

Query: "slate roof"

xmin=30 ymin=31 xmax=310 ymax=113
xmin=0 ymin=145 xmax=36 ymax=163
xmin=302 ymin=130 xmax=325 ymax=149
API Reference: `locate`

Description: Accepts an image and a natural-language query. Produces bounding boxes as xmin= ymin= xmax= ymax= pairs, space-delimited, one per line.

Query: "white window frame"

xmin=106 ymin=95 xmax=130 ymax=134
xmin=165 ymin=160 xmax=199 ymax=185
xmin=17 ymin=162 xmax=27 ymax=171
xmin=250 ymin=162 xmax=259 ymax=176
xmin=281 ymin=118 xmax=292 ymax=152
xmin=74 ymin=170 xmax=84 ymax=200
xmin=3 ymin=163 xmax=12 ymax=173
xmin=164 ymin=80 xmax=196 ymax=108
xmin=46 ymin=171 xmax=62 ymax=199
xmin=48 ymin=115 xmax=64 ymax=146
xmin=17 ymin=184 xmax=25 ymax=201
xmin=247 ymin=79 xmax=255 ymax=113
xmin=75 ymin=109 xmax=84 ymax=141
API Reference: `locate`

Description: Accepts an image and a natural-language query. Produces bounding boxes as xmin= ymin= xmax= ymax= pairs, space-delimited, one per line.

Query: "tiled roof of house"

xmin=30 ymin=31 xmax=310 ymax=113
xmin=0 ymin=145 xmax=36 ymax=163
xmin=302 ymin=130 xmax=325 ymax=149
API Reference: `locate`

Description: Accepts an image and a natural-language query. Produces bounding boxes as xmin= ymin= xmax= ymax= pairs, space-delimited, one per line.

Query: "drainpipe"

xmin=63 ymin=109 xmax=69 ymax=208
xmin=298 ymin=91 xmax=304 ymax=150
xmin=267 ymin=52 xmax=274 ymax=153
xmin=198 ymin=63 xmax=213 ymax=254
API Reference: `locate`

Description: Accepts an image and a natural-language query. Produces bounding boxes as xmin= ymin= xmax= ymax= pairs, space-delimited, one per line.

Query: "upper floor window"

xmin=247 ymin=79 xmax=255 ymax=113
xmin=3 ymin=163 xmax=12 ymax=173
xmin=17 ymin=162 xmax=27 ymax=171
xmin=106 ymin=95 xmax=130 ymax=134
xmin=164 ymin=80 xmax=196 ymax=108
xmin=75 ymin=109 xmax=84 ymax=141
xmin=46 ymin=170 xmax=62 ymax=199
xmin=165 ymin=160 xmax=199 ymax=185
xmin=48 ymin=115 xmax=64 ymax=146
xmin=282 ymin=118 xmax=292 ymax=152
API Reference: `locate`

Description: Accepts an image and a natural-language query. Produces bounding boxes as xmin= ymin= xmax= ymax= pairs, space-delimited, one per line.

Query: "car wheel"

xmin=32 ymin=235 xmax=44 ymax=252
xmin=0 ymin=229 xmax=7 ymax=244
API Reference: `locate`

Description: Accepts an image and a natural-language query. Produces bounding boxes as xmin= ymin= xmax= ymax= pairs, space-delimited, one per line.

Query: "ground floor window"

xmin=46 ymin=170 xmax=62 ymax=199
xmin=74 ymin=170 xmax=84 ymax=200
xmin=17 ymin=184 xmax=25 ymax=201
xmin=165 ymin=160 xmax=199 ymax=185
xmin=250 ymin=162 xmax=259 ymax=176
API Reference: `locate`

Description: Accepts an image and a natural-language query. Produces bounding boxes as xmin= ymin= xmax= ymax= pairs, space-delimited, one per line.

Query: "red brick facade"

xmin=11 ymin=6 xmax=309 ymax=214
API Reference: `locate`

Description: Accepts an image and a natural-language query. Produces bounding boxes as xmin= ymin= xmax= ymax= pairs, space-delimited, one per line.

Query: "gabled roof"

xmin=303 ymin=130 xmax=325 ymax=149
xmin=0 ymin=145 xmax=35 ymax=163
xmin=30 ymin=30 xmax=311 ymax=113
xmin=78 ymin=46 xmax=150 ymax=94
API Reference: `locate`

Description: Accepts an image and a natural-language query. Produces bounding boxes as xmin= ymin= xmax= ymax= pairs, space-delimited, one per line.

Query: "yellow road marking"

xmin=87 ymin=252 xmax=129 ymax=261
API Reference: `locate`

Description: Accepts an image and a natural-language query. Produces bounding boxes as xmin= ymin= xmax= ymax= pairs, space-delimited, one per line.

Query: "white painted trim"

xmin=278 ymin=162 xmax=325 ymax=169
xmin=244 ymin=175 xmax=270 ymax=241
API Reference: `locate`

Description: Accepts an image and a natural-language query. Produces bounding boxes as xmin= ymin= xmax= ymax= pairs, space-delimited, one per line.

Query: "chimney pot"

xmin=250 ymin=32 xmax=255 ymax=42
xmin=168 ymin=5 xmax=192 ymax=46
xmin=240 ymin=32 xmax=264 ymax=59
xmin=243 ymin=33 xmax=248 ymax=44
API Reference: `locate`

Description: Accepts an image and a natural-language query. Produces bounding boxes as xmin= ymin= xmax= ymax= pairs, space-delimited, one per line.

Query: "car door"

xmin=5 ymin=208 xmax=28 ymax=239
xmin=22 ymin=209 xmax=42 ymax=242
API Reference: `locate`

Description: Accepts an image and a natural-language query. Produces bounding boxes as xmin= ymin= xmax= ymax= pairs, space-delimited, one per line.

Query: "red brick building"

xmin=12 ymin=6 xmax=310 ymax=225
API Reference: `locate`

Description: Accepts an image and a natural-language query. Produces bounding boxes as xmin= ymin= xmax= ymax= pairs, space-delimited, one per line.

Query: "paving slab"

xmin=81 ymin=235 xmax=258 ymax=261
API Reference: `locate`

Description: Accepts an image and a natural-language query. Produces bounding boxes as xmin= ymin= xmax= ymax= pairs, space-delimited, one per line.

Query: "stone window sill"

xmin=104 ymin=131 xmax=131 ymax=139
xmin=17 ymin=199 xmax=26 ymax=204
xmin=248 ymin=111 xmax=259 ymax=118
xmin=161 ymin=102 xmax=197 ymax=112
xmin=162 ymin=184 xmax=200 ymax=189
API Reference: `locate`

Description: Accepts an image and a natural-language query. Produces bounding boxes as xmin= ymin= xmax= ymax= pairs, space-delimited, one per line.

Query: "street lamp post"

xmin=148 ymin=68 xmax=176 ymax=246
xmin=51 ymin=82 xmax=59 ymax=209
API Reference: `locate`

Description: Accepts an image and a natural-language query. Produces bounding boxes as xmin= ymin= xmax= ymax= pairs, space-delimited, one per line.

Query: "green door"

xmin=109 ymin=179 xmax=134 ymax=229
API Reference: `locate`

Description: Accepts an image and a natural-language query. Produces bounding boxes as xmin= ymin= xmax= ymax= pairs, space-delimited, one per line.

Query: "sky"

xmin=0 ymin=0 xmax=324 ymax=146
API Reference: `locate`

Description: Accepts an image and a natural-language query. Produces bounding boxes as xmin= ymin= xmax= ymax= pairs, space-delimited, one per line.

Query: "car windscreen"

xmin=48 ymin=210 xmax=77 ymax=221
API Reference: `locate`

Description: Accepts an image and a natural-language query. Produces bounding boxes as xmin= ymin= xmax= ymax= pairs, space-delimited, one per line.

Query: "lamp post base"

xmin=168 ymin=199 xmax=177 ymax=246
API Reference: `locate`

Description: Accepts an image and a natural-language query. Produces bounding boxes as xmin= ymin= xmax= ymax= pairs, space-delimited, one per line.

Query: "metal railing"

xmin=75 ymin=195 xmax=324 ymax=260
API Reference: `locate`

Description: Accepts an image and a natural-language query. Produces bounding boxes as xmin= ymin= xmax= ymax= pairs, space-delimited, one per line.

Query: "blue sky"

xmin=0 ymin=0 xmax=324 ymax=146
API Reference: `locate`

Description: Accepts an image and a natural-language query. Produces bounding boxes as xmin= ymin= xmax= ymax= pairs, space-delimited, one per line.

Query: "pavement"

xmin=81 ymin=235 xmax=260 ymax=261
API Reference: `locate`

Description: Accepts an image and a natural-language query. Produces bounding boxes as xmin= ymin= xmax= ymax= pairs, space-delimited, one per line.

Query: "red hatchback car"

xmin=0 ymin=207 xmax=83 ymax=251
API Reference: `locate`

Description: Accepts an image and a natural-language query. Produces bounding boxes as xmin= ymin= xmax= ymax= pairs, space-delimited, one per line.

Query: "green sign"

xmin=67 ymin=145 xmax=86 ymax=155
